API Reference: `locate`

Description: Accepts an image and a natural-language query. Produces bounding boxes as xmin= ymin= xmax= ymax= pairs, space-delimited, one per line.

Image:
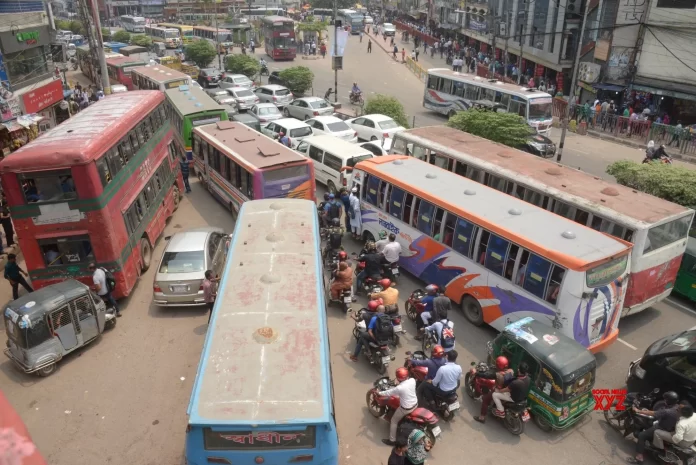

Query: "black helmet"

xmin=323 ymin=193 xmax=330 ymax=201
xmin=664 ymin=391 xmax=679 ymax=406
xmin=331 ymin=218 xmax=340 ymax=226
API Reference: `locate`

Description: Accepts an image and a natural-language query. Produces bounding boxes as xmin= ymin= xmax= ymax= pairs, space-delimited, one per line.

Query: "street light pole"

xmin=333 ymin=0 xmax=338 ymax=104
xmin=556 ymin=1 xmax=590 ymax=163
xmin=215 ymin=0 xmax=222 ymax=69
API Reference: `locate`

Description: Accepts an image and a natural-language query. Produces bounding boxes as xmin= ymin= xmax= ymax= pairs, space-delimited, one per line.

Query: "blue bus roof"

xmin=187 ymin=199 xmax=331 ymax=425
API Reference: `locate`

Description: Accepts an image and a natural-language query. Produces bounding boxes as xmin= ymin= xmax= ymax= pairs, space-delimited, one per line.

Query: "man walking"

xmin=89 ymin=262 xmax=120 ymax=316
xmin=203 ymin=270 xmax=218 ymax=323
xmin=180 ymin=154 xmax=191 ymax=193
xmin=360 ymin=30 xmax=364 ymax=43
xmin=0 ymin=194 xmax=14 ymax=248
xmin=367 ymin=39 xmax=372 ymax=53
xmin=5 ymin=254 xmax=33 ymax=300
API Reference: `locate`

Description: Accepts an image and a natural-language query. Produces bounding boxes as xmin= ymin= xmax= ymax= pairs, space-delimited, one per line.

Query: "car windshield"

xmin=529 ymin=97 xmax=553 ymax=120
xmin=347 ymin=154 xmax=373 ymax=167
xmin=259 ymin=107 xmax=280 ymax=115
xmin=289 ymin=127 xmax=312 ymax=138
xmin=310 ymin=100 xmax=331 ymax=109
xmin=159 ymin=251 xmax=205 ymax=273
xmin=234 ymin=89 xmax=254 ymax=98
xmin=327 ymin=121 xmax=350 ymax=132
xmin=234 ymin=77 xmax=250 ymax=84
xmin=378 ymin=119 xmax=399 ymax=130
xmin=275 ymin=89 xmax=291 ymax=96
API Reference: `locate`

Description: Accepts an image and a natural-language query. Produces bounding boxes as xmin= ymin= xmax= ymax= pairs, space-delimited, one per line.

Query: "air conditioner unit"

xmin=499 ymin=23 xmax=506 ymax=35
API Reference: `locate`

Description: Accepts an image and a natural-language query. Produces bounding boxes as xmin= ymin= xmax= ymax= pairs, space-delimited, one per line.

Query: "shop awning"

xmin=16 ymin=115 xmax=44 ymax=128
xmin=592 ymin=83 xmax=625 ymax=92
xmin=2 ymin=121 xmax=24 ymax=132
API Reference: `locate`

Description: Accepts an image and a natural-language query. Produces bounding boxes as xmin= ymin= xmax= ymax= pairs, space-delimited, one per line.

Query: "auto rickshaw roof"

xmin=686 ymin=236 xmax=696 ymax=257
xmin=501 ymin=317 xmax=596 ymax=380
xmin=5 ymin=280 xmax=89 ymax=323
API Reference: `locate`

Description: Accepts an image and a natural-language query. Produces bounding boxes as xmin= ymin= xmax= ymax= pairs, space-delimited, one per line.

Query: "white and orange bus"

xmin=390 ymin=127 xmax=694 ymax=317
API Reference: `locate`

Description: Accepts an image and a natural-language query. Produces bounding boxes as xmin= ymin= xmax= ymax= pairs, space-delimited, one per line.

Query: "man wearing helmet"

xmin=329 ymin=260 xmax=353 ymax=300
xmin=370 ymin=279 xmax=399 ymax=312
xmin=422 ymin=350 xmax=462 ymax=407
xmin=474 ymin=356 xmax=514 ymax=423
xmin=629 ymin=391 xmax=681 ymax=463
xmin=490 ymin=362 xmax=530 ymax=418
xmin=356 ymin=243 xmax=387 ymax=293
xmin=377 ymin=367 xmax=418 ymax=447
xmin=417 ymin=284 xmax=439 ymax=331
xmin=408 ymin=345 xmax=447 ymax=399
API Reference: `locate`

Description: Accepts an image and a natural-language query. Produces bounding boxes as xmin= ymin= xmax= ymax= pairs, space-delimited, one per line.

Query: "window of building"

xmin=38 ymin=235 xmax=94 ymax=266
xmin=6 ymin=46 xmax=49 ymax=87
xmin=20 ymin=170 xmax=77 ymax=204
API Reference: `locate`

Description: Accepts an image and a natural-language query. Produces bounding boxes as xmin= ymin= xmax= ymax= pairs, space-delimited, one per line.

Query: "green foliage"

xmin=55 ymin=19 xmax=71 ymax=31
xmin=364 ymin=95 xmax=410 ymax=129
xmin=68 ymin=20 xmax=84 ymax=34
xmin=130 ymin=34 xmax=152 ymax=47
xmin=101 ymin=28 xmax=111 ymax=40
xmin=296 ymin=20 xmax=329 ymax=34
xmin=278 ymin=67 xmax=314 ymax=96
xmin=112 ymin=30 xmax=131 ymax=43
xmin=225 ymin=54 xmax=260 ymax=78
xmin=446 ymin=109 xmax=532 ymax=147
xmin=606 ymin=160 xmax=696 ymax=208
xmin=185 ymin=40 xmax=217 ymax=69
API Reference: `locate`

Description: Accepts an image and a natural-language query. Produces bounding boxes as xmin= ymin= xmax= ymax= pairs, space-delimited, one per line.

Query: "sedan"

xmin=359 ymin=138 xmax=393 ymax=156
xmin=213 ymin=94 xmax=237 ymax=106
xmin=198 ymin=68 xmax=223 ymax=88
xmin=226 ymin=87 xmax=259 ymax=111
xmin=283 ymin=96 xmax=334 ymax=120
xmin=249 ymin=103 xmax=283 ymax=123
xmin=254 ymin=84 xmax=293 ymax=107
xmin=346 ymin=114 xmax=405 ymax=142
xmin=305 ymin=116 xmax=358 ymax=143
xmin=219 ymin=73 xmax=255 ymax=90
xmin=153 ymin=227 xmax=229 ymax=307
xmin=205 ymin=88 xmax=229 ymax=100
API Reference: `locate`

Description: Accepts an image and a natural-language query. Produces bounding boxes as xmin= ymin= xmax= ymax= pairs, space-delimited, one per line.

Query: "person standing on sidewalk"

xmin=179 ymin=154 xmax=191 ymax=193
xmin=320 ymin=42 xmax=327 ymax=58
xmin=0 ymin=195 xmax=14 ymax=248
xmin=360 ymin=30 xmax=364 ymax=43
xmin=203 ymin=270 xmax=219 ymax=323
xmin=393 ymin=44 xmax=398 ymax=59
xmin=367 ymin=39 xmax=372 ymax=53
xmin=401 ymin=48 xmax=406 ymax=63
xmin=5 ymin=254 xmax=33 ymax=300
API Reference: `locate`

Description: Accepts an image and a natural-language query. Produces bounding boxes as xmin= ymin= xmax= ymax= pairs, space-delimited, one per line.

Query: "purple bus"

xmin=192 ymin=121 xmax=316 ymax=216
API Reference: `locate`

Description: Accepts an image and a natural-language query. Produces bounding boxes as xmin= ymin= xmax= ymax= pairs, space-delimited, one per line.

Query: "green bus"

xmin=164 ymin=85 xmax=229 ymax=161
xmin=674 ymin=235 xmax=696 ymax=304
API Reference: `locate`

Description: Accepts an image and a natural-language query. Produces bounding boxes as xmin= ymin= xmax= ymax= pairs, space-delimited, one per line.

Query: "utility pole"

xmin=333 ymin=0 xmax=338 ymax=103
xmin=518 ymin=0 xmax=529 ymax=84
xmin=488 ymin=8 xmax=496 ymax=78
xmin=503 ymin=11 xmax=509 ymax=79
xmin=556 ymin=0 xmax=590 ymax=163
xmin=215 ymin=0 xmax=222 ymax=69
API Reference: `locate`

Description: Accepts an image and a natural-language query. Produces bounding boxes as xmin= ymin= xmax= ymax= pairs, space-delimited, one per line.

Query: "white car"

xmin=220 ymin=73 xmax=255 ymax=91
xmin=382 ymin=23 xmax=396 ymax=36
xmin=248 ymin=103 xmax=282 ymax=123
xmin=260 ymin=118 xmax=314 ymax=149
xmin=346 ymin=114 xmax=405 ymax=142
xmin=283 ymin=96 xmax=334 ymax=120
xmin=305 ymin=116 xmax=357 ymax=143
xmin=359 ymin=138 xmax=393 ymax=156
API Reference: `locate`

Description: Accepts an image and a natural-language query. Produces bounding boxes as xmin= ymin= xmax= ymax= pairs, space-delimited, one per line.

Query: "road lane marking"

xmin=666 ymin=297 xmax=696 ymax=315
xmin=617 ymin=338 xmax=638 ymax=350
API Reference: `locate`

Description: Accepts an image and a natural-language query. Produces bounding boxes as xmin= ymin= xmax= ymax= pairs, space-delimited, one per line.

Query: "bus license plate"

xmin=393 ymin=324 xmax=402 ymax=333
xmin=172 ymin=285 xmax=187 ymax=293
xmin=381 ymin=356 xmax=390 ymax=364
xmin=431 ymin=426 xmax=441 ymax=437
xmin=522 ymin=411 xmax=531 ymax=422
xmin=448 ymin=402 xmax=460 ymax=411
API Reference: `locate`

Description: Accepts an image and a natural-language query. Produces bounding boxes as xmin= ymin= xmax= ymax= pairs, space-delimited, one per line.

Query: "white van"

xmin=260 ymin=118 xmax=314 ymax=149
xmin=295 ymin=135 xmax=374 ymax=193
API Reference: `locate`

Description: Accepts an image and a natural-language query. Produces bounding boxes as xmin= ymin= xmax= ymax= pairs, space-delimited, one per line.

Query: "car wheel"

xmin=283 ymin=108 xmax=290 ymax=117
xmin=327 ymin=180 xmax=337 ymax=194
xmin=370 ymin=136 xmax=378 ymax=141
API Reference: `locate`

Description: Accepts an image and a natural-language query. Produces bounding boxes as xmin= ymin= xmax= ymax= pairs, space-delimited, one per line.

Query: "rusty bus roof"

xmin=131 ymin=65 xmax=190 ymax=82
xmin=107 ymin=56 xmax=147 ymax=67
xmin=193 ymin=25 xmax=231 ymax=32
xmin=398 ymin=126 xmax=691 ymax=226
xmin=0 ymin=91 xmax=164 ymax=171
xmin=427 ymin=68 xmax=552 ymax=100
xmin=188 ymin=199 xmax=330 ymax=425
xmin=194 ymin=121 xmax=308 ymax=170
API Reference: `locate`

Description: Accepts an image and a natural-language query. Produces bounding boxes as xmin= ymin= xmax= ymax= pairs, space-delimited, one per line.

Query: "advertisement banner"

xmin=468 ymin=19 xmax=487 ymax=32
xmin=22 ymin=79 xmax=63 ymax=114
xmin=331 ymin=29 xmax=349 ymax=57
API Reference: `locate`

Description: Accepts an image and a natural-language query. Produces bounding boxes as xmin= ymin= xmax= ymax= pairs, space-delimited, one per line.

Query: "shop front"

xmin=19 ymin=78 xmax=65 ymax=133
xmin=0 ymin=26 xmax=53 ymax=92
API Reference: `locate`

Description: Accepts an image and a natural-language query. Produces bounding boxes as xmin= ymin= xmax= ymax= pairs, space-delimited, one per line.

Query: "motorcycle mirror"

xmin=653 ymin=388 xmax=660 ymax=394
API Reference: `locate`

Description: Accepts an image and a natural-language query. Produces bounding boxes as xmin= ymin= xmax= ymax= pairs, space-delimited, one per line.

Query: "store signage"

xmin=16 ymin=31 xmax=39 ymax=45
xmin=22 ymin=79 xmax=64 ymax=114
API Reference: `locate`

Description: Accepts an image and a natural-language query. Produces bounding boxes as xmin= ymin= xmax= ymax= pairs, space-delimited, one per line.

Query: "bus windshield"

xmin=165 ymin=30 xmax=179 ymax=39
xmin=270 ymin=37 xmax=295 ymax=49
xmin=528 ymin=97 xmax=553 ymax=120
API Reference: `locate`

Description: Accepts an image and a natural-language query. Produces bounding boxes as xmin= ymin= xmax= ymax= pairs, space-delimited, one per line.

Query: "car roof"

xmin=303 ymin=135 xmax=373 ymax=157
xmin=298 ymin=96 xmax=324 ymax=102
xmin=226 ymin=74 xmax=250 ymax=79
xmin=309 ymin=115 xmax=343 ymax=123
xmin=166 ymin=227 xmax=224 ymax=252
xmin=259 ymin=84 xmax=288 ymax=91
xmin=273 ymin=118 xmax=310 ymax=128
xmin=361 ymin=114 xmax=393 ymax=122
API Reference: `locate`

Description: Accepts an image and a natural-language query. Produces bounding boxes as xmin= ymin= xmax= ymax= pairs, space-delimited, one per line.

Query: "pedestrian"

xmin=367 ymin=39 xmax=372 ymax=53
xmin=360 ymin=30 xmax=364 ymax=43
xmin=304 ymin=42 xmax=310 ymax=55
xmin=388 ymin=440 xmax=408 ymax=465
xmin=401 ymin=48 xmax=406 ymax=63
xmin=393 ymin=44 xmax=398 ymax=59
xmin=415 ymin=48 xmax=419 ymax=62
xmin=203 ymin=270 xmax=218 ymax=323
xmin=88 ymin=262 xmax=120 ymax=316
xmin=180 ymin=155 xmax=191 ymax=193
xmin=0 ymin=195 xmax=14 ymax=248
xmin=349 ymin=187 xmax=362 ymax=239
xmin=320 ymin=43 xmax=327 ymax=58
xmin=339 ymin=188 xmax=351 ymax=231
xmin=405 ymin=429 xmax=430 ymax=465
xmin=311 ymin=40 xmax=317 ymax=55
xmin=669 ymin=120 xmax=683 ymax=147
xmin=4 ymin=253 xmax=32 ymax=300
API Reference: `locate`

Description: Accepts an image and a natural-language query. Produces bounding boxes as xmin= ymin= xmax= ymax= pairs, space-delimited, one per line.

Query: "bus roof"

xmin=194 ymin=121 xmax=308 ymax=170
xmin=131 ymin=65 xmax=190 ymax=82
xmin=427 ymin=68 xmax=552 ymax=99
xmin=398 ymin=126 xmax=691 ymax=225
xmin=107 ymin=56 xmax=147 ymax=67
xmin=188 ymin=199 xmax=330 ymax=425
xmin=158 ymin=23 xmax=193 ymax=29
xmin=193 ymin=25 xmax=231 ymax=32
xmin=262 ymin=15 xmax=293 ymax=22
xmin=165 ymin=85 xmax=225 ymax=115
xmin=0 ymin=91 xmax=163 ymax=171
xmin=357 ymin=156 xmax=632 ymax=270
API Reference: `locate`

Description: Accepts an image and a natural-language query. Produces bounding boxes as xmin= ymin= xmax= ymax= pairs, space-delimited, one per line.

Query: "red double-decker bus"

xmin=261 ymin=16 xmax=297 ymax=60
xmin=107 ymin=56 xmax=147 ymax=90
xmin=0 ymin=91 xmax=184 ymax=298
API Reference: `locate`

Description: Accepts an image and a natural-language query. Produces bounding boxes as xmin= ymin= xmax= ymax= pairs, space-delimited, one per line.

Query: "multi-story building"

xmin=163 ymin=0 xmax=246 ymax=22
xmin=104 ymin=0 xmax=163 ymax=19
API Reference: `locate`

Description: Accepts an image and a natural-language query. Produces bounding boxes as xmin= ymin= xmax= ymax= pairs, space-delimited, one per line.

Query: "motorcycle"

xmin=406 ymin=289 xmax=429 ymax=328
xmin=464 ymin=360 xmax=530 ymax=435
xmin=604 ymin=389 xmax=696 ymax=465
xmin=406 ymin=351 xmax=460 ymax=421
xmin=259 ymin=63 xmax=270 ymax=76
xmin=325 ymin=268 xmax=353 ymax=313
xmin=420 ymin=326 xmax=440 ymax=353
xmin=643 ymin=146 xmax=673 ymax=164
xmin=349 ymin=91 xmax=364 ymax=105
xmin=366 ymin=377 xmax=441 ymax=446
xmin=352 ymin=308 xmax=404 ymax=349
xmin=642 ymin=155 xmax=673 ymax=164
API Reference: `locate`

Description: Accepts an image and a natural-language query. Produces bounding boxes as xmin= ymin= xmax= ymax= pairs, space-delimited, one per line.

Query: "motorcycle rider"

xmin=349 ymin=306 xmax=393 ymax=362
xmin=318 ymin=193 xmax=330 ymax=227
xmin=408 ymin=345 xmax=447 ymax=400
xmin=417 ymin=284 xmax=439 ymax=331
xmin=377 ymin=367 xmax=418 ymax=447
xmin=350 ymin=82 xmax=362 ymax=102
xmin=259 ymin=57 xmax=268 ymax=73
xmin=329 ymin=258 xmax=353 ymax=300
xmin=382 ymin=233 xmax=402 ymax=266
xmin=356 ymin=242 xmax=386 ymax=293
xmin=653 ymin=401 xmax=696 ymax=459
xmin=490 ymin=362 xmax=531 ymax=418
xmin=374 ymin=230 xmax=389 ymax=254
xmin=629 ymin=391 xmax=681 ymax=463
xmin=474 ymin=356 xmax=514 ymax=423
xmin=370 ymin=278 xmax=399 ymax=313
xmin=323 ymin=218 xmax=344 ymax=263
xmin=421 ymin=349 xmax=462 ymax=407
xmin=419 ymin=307 xmax=455 ymax=351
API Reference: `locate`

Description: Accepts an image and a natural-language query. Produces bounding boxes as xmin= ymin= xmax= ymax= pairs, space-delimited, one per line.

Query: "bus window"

xmin=129 ymin=132 xmax=140 ymax=152
xmin=378 ymin=181 xmax=389 ymax=211
xmin=412 ymin=145 xmax=427 ymax=161
xmin=402 ymin=192 xmax=415 ymax=224
xmin=477 ymin=230 xmax=491 ymax=265
xmin=482 ymin=88 xmax=495 ymax=101
xmin=230 ymin=161 xmax=239 ymax=187
xmin=464 ymin=84 xmax=478 ymax=100
xmin=590 ymin=215 xmax=602 ymax=231
xmin=516 ymin=250 xmax=530 ymax=286
xmin=119 ymin=137 xmax=133 ymax=163
xmin=500 ymin=93 xmax=510 ymax=108
xmin=96 ymin=156 xmax=112 ymax=187
xmin=220 ymin=156 xmax=229 ymax=180
xmin=454 ymin=161 xmax=468 ymax=177
xmin=525 ymin=189 xmax=543 ymax=207
xmin=411 ymin=197 xmax=422 ymax=228
xmin=453 ymin=218 xmax=475 ymax=257
xmin=389 ymin=186 xmax=405 ymax=219
xmin=365 ymin=175 xmax=380 ymax=205
xmin=428 ymin=75 xmax=438 ymax=90
xmin=624 ymin=229 xmax=634 ymax=242
xmin=485 ymin=234 xmax=509 ymax=276
xmin=546 ymin=266 xmax=566 ymax=305
xmin=575 ymin=208 xmax=589 ymax=226
xmin=454 ymin=81 xmax=465 ymax=97
xmin=416 ymin=200 xmax=435 ymax=235
xmin=392 ymin=137 xmax=407 ymax=154
xmin=513 ymin=185 xmax=526 ymax=200
xmin=554 ymin=201 xmax=574 ymax=219
xmin=522 ymin=254 xmax=553 ymax=300
xmin=484 ymin=173 xmax=506 ymax=192
xmin=431 ymin=152 xmax=453 ymax=171
xmin=509 ymin=100 xmax=522 ymax=116
xmin=442 ymin=213 xmax=456 ymax=247
xmin=438 ymin=79 xmax=452 ymax=94
xmin=505 ymin=244 xmax=520 ymax=280
xmin=466 ymin=166 xmax=482 ymax=181
xmin=361 ymin=174 xmax=370 ymax=200
xmin=432 ymin=207 xmax=445 ymax=240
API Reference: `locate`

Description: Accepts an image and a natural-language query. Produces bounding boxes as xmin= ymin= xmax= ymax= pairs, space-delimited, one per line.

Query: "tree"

xmin=185 ymin=40 xmax=217 ymax=69
xmin=296 ymin=20 xmax=329 ymax=34
xmin=225 ymin=54 xmax=260 ymax=78
xmin=68 ymin=20 xmax=84 ymax=34
xmin=278 ymin=67 xmax=314 ymax=96
xmin=112 ymin=30 xmax=131 ymax=43
xmin=364 ymin=95 xmax=410 ymax=128
xmin=130 ymin=34 xmax=152 ymax=47
xmin=606 ymin=160 xmax=696 ymax=208
xmin=447 ymin=109 xmax=532 ymax=147
xmin=101 ymin=28 xmax=111 ymax=40
xmin=55 ymin=19 xmax=71 ymax=31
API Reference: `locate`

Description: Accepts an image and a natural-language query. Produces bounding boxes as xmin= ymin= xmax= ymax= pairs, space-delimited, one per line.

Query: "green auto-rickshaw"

xmin=486 ymin=317 xmax=597 ymax=431
xmin=673 ymin=237 xmax=696 ymax=304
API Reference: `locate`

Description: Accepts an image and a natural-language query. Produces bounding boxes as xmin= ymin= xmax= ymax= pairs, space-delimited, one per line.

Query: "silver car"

xmin=248 ymin=103 xmax=283 ymax=123
xmin=227 ymin=87 xmax=259 ymax=111
xmin=254 ymin=84 xmax=293 ymax=107
xmin=283 ymin=97 xmax=334 ymax=120
xmin=219 ymin=73 xmax=255 ymax=90
xmin=153 ymin=227 xmax=229 ymax=307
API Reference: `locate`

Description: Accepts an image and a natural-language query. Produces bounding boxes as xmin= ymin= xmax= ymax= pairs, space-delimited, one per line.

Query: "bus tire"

xmin=140 ymin=238 xmax=152 ymax=272
xmin=173 ymin=186 xmax=180 ymax=211
xmin=448 ymin=109 xmax=457 ymax=118
xmin=461 ymin=295 xmax=484 ymax=326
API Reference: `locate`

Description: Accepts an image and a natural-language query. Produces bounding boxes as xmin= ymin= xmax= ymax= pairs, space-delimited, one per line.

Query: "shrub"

xmin=363 ymin=95 xmax=409 ymax=128
xmin=278 ymin=67 xmax=314 ymax=96
xmin=447 ymin=109 xmax=532 ymax=147
xmin=130 ymin=34 xmax=152 ymax=47
xmin=112 ymin=30 xmax=131 ymax=43
xmin=225 ymin=54 xmax=260 ymax=78
xmin=606 ymin=160 xmax=696 ymax=208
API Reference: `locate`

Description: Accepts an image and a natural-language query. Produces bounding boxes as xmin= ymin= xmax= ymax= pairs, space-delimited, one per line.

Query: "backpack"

xmin=100 ymin=267 xmax=116 ymax=293
xmin=440 ymin=320 xmax=455 ymax=349
xmin=329 ymin=231 xmax=342 ymax=250
xmin=373 ymin=313 xmax=394 ymax=343
xmin=327 ymin=201 xmax=341 ymax=220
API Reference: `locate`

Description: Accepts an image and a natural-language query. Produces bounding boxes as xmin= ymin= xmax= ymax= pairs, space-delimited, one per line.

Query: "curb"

xmin=301 ymin=55 xmax=322 ymax=60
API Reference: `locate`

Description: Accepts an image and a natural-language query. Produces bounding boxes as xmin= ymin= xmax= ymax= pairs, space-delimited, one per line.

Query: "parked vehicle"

xmin=226 ymin=87 xmax=259 ymax=111
xmin=248 ymin=103 xmax=282 ymax=123
xmin=283 ymin=96 xmax=334 ymax=120
xmin=305 ymin=116 xmax=358 ymax=143
xmin=254 ymin=84 xmax=293 ymax=107
xmin=231 ymin=112 xmax=262 ymax=132
xmin=359 ymin=138 xmax=393 ymax=156
xmin=346 ymin=114 xmax=405 ymax=142
xmin=3 ymin=280 xmax=117 ymax=377
xmin=673 ymin=237 xmax=696 ymax=304
xmin=219 ymin=73 xmax=255 ymax=90
xmin=521 ymin=133 xmax=556 ymax=158
xmin=198 ymin=68 xmax=223 ymax=88
xmin=260 ymin=118 xmax=314 ymax=149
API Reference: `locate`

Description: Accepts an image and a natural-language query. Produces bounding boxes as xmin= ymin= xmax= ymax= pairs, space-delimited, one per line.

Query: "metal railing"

xmin=405 ymin=57 xmax=428 ymax=81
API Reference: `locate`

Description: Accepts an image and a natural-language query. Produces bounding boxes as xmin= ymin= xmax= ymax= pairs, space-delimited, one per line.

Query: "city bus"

xmin=144 ymin=24 xmax=181 ymax=48
xmin=337 ymin=9 xmax=363 ymax=33
xmin=120 ymin=15 xmax=146 ymax=33
xmin=193 ymin=25 xmax=233 ymax=47
xmin=107 ymin=56 xmax=147 ymax=90
xmin=165 ymin=85 xmax=229 ymax=160
xmin=261 ymin=16 xmax=296 ymax=61
xmin=351 ymin=155 xmax=633 ymax=352
xmin=158 ymin=23 xmax=194 ymax=44
xmin=0 ymin=390 xmax=48 ymax=465
xmin=238 ymin=6 xmax=286 ymax=19
xmin=390 ymin=126 xmax=694 ymax=316
xmin=185 ymin=198 xmax=338 ymax=465
xmin=424 ymin=68 xmax=554 ymax=135
xmin=0 ymin=91 xmax=183 ymax=298
xmin=131 ymin=65 xmax=192 ymax=91
xmin=311 ymin=7 xmax=334 ymax=21
xmin=192 ymin=121 xmax=315 ymax=216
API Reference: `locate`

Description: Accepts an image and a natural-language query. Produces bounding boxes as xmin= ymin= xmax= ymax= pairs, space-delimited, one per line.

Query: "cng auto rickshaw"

xmin=482 ymin=317 xmax=597 ymax=431
xmin=3 ymin=280 xmax=116 ymax=377
xmin=673 ymin=236 xmax=696 ymax=304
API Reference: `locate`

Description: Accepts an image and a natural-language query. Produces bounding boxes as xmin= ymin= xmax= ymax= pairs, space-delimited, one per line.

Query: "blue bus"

xmin=338 ymin=9 xmax=364 ymax=34
xmin=185 ymin=198 xmax=339 ymax=465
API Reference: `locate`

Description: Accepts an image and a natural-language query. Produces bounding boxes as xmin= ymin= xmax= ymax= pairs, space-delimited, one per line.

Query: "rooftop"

xmin=165 ymin=86 xmax=226 ymax=115
xmin=131 ymin=65 xmax=190 ymax=82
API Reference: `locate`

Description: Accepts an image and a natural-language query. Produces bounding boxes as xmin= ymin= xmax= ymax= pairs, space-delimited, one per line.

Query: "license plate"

xmin=381 ymin=356 xmax=390 ymax=364
xmin=344 ymin=296 xmax=352 ymax=303
xmin=392 ymin=267 xmax=399 ymax=276
xmin=431 ymin=426 xmax=441 ymax=437
xmin=521 ymin=411 xmax=531 ymax=422
xmin=448 ymin=402 xmax=460 ymax=411
xmin=393 ymin=324 xmax=402 ymax=333
xmin=171 ymin=285 xmax=188 ymax=293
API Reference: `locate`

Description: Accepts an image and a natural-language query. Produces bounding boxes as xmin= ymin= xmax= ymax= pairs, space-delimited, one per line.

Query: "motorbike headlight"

xmin=633 ymin=363 xmax=646 ymax=379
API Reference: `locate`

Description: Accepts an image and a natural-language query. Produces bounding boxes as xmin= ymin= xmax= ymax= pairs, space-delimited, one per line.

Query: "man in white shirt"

xmin=378 ymin=367 xmax=417 ymax=446
xmin=88 ymin=262 xmax=120 ymax=317
xmin=382 ymin=233 xmax=401 ymax=264
xmin=374 ymin=231 xmax=389 ymax=254
xmin=654 ymin=402 xmax=696 ymax=453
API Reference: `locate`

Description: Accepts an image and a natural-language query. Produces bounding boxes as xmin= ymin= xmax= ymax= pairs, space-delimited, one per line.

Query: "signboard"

xmin=0 ymin=26 xmax=50 ymax=54
xmin=165 ymin=80 xmax=189 ymax=89
xmin=16 ymin=31 xmax=39 ymax=45
xmin=468 ymin=19 xmax=487 ymax=32
xmin=22 ymin=79 xmax=64 ymax=114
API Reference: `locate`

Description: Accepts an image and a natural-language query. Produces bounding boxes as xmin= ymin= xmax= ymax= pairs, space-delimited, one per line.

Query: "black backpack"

xmin=373 ymin=313 xmax=394 ymax=342
xmin=100 ymin=267 xmax=116 ymax=293
xmin=440 ymin=320 xmax=455 ymax=349
xmin=327 ymin=201 xmax=341 ymax=220
xmin=329 ymin=231 xmax=342 ymax=250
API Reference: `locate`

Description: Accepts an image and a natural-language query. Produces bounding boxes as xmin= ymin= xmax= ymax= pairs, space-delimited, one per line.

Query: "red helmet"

xmin=367 ymin=300 xmax=380 ymax=312
xmin=395 ymin=367 xmax=409 ymax=381
xmin=431 ymin=345 xmax=445 ymax=358
xmin=496 ymin=356 xmax=509 ymax=370
xmin=338 ymin=251 xmax=348 ymax=261
xmin=378 ymin=278 xmax=392 ymax=289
